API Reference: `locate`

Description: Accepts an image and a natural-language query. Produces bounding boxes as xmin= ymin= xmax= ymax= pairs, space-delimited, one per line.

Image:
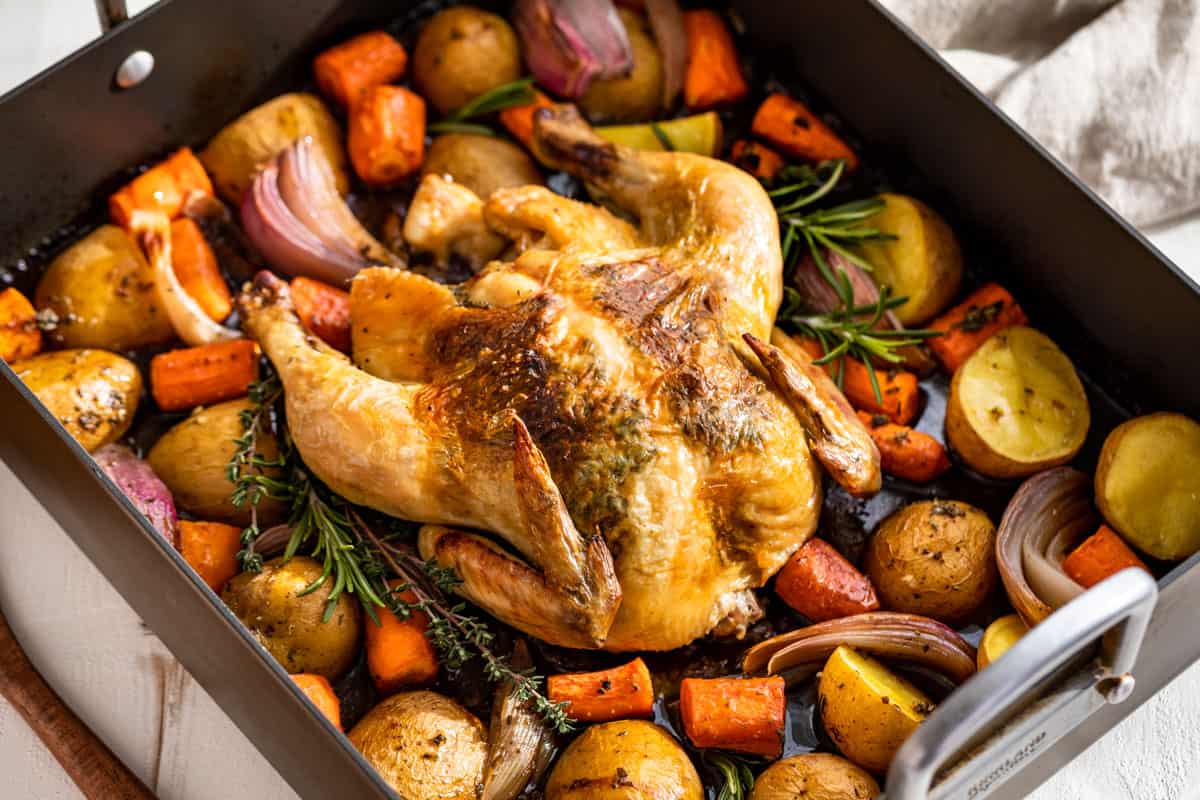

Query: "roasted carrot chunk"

xmin=1062 ymin=525 xmax=1151 ymax=589
xmin=928 ymin=283 xmax=1028 ymax=372
xmin=730 ymin=139 xmax=784 ymax=181
xmin=547 ymin=658 xmax=654 ymax=723
xmin=751 ymin=93 xmax=858 ymax=170
xmin=499 ymin=89 xmax=555 ymax=149
xmin=682 ymin=10 xmax=748 ymax=110
xmin=291 ymin=276 xmax=351 ymax=353
xmin=290 ymin=674 xmax=342 ymax=731
xmin=179 ymin=520 xmax=243 ymax=592
xmin=797 ymin=337 xmax=919 ymax=424
xmin=149 ymin=339 xmax=258 ymax=412
xmin=169 ymin=217 xmax=231 ymax=322
xmin=366 ymin=586 xmax=439 ymax=695
xmin=0 ymin=288 xmax=41 ymax=363
xmin=348 ymin=85 xmax=426 ymax=186
xmin=109 ymin=147 xmax=214 ymax=228
xmin=680 ymin=676 xmax=785 ymax=758
xmin=857 ymin=411 xmax=951 ymax=483
xmin=313 ymin=30 xmax=408 ymax=109
xmin=776 ymin=538 xmax=879 ymax=622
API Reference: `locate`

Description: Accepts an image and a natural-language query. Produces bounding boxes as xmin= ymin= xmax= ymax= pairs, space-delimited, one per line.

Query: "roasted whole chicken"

xmin=239 ymin=106 xmax=879 ymax=651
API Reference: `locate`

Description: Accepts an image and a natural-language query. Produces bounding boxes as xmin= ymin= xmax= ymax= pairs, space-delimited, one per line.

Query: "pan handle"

xmin=94 ymin=0 xmax=129 ymax=32
xmin=884 ymin=567 xmax=1157 ymax=800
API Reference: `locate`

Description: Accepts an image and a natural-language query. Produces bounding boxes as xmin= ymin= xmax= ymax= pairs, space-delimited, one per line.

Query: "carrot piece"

xmin=1062 ymin=525 xmax=1151 ymax=589
xmin=751 ymin=93 xmax=858 ymax=170
xmin=149 ymin=339 xmax=259 ymax=412
xmin=797 ymin=337 xmax=919 ymax=424
xmin=290 ymin=674 xmax=343 ymax=731
xmin=775 ymin=538 xmax=879 ymax=622
xmin=547 ymin=658 xmax=654 ymax=723
xmin=291 ymin=276 xmax=351 ymax=353
xmin=169 ymin=217 xmax=231 ymax=322
xmin=730 ymin=140 xmax=784 ymax=181
xmin=109 ymin=147 xmax=214 ymax=228
xmin=347 ymin=85 xmax=426 ymax=186
xmin=0 ymin=288 xmax=42 ymax=363
xmin=679 ymin=676 xmax=785 ymax=758
xmin=499 ymin=89 xmax=555 ymax=149
xmin=179 ymin=520 xmax=243 ymax=592
xmin=857 ymin=411 xmax=951 ymax=483
xmin=366 ymin=586 xmax=439 ymax=694
xmin=682 ymin=10 xmax=749 ymax=110
xmin=928 ymin=283 xmax=1028 ymax=372
xmin=313 ymin=31 xmax=408 ymax=109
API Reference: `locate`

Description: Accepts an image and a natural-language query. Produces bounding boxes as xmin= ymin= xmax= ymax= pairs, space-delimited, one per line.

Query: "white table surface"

xmin=2 ymin=2 xmax=1200 ymax=799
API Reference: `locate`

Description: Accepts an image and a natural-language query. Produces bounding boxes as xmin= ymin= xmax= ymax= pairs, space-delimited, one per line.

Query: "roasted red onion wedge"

xmin=743 ymin=612 xmax=977 ymax=685
xmin=93 ymin=444 xmax=179 ymax=548
xmin=513 ymin=0 xmax=633 ymax=98
xmin=481 ymin=641 xmax=555 ymax=800
xmin=644 ymin=0 xmax=686 ymax=105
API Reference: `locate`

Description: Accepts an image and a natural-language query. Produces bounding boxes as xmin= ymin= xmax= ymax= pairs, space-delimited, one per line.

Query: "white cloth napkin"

xmin=878 ymin=0 xmax=1200 ymax=226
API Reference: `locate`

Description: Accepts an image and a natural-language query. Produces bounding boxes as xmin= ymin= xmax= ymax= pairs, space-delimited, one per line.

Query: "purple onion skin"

xmin=514 ymin=0 xmax=633 ymax=98
xmin=93 ymin=444 xmax=179 ymax=548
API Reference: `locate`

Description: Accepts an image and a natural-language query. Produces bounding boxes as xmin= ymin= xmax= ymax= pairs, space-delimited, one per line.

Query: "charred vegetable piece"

xmin=366 ymin=584 xmax=439 ymax=694
xmin=928 ymin=283 xmax=1027 ymax=372
xmin=348 ymin=85 xmax=427 ymax=186
xmin=681 ymin=10 xmax=748 ymax=110
xmin=752 ymin=94 xmax=857 ymax=170
xmin=595 ymin=110 xmax=722 ymax=155
xmin=414 ymin=6 xmax=523 ymax=116
xmin=547 ymin=657 xmax=654 ymax=722
xmin=290 ymin=673 xmax=343 ymax=730
xmin=730 ymin=139 xmax=784 ymax=181
xmin=93 ymin=444 xmax=179 ymax=547
xmin=313 ymin=30 xmax=408 ymax=109
xmin=545 ymin=720 xmax=703 ymax=800
xmin=775 ymin=538 xmax=880 ymax=622
xmin=0 ymin=288 xmax=41 ymax=363
xmin=857 ymin=411 xmax=951 ymax=483
xmin=150 ymin=339 xmax=258 ymax=412
xmin=179 ymin=520 xmax=242 ymax=592
xmin=109 ymin=147 xmax=214 ymax=229
xmin=751 ymin=753 xmax=880 ymax=800
xmin=680 ymin=676 xmax=786 ymax=759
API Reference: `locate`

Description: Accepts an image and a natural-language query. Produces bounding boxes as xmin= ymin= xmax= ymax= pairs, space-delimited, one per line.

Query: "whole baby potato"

xmin=36 ymin=225 xmax=173 ymax=350
xmin=546 ymin=720 xmax=703 ymax=800
xmin=580 ymin=9 xmax=664 ymax=123
xmin=864 ymin=499 xmax=997 ymax=624
xmin=412 ymin=6 xmax=521 ymax=116
xmin=147 ymin=397 xmax=286 ymax=526
xmin=421 ymin=134 xmax=542 ymax=199
xmin=12 ymin=349 xmax=142 ymax=452
xmin=348 ymin=691 xmax=487 ymax=799
xmin=751 ymin=753 xmax=880 ymax=800
xmin=223 ymin=555 xmax=362 ymax=679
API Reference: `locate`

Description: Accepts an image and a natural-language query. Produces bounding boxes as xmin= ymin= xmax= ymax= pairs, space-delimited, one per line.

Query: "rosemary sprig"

xmin=705 ymin=753 xmax=757 ymax=800
xmin=427 ymin=77 xmax=537 ymax=136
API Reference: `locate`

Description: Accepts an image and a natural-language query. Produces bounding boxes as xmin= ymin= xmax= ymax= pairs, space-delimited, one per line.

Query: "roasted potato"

xmin=864 ymin=499 xmax=997 ymax=623
xmin=545 ymin=720 xmax=703 ymax=800
xmin=580 ymin=9 xmax=664 ymax=123
xmin=412 ymin=6 xmax=521 ymax=116
xmin=222 ymin=555 xmax=362 ymax=679
xmin=147 ymin=397 xmax=286 ymax=526
xmin=13 ymin=349 xmax=142 ymax=452
xmin=200 ymin=93 xmax=348 ymax=203
xmin=818 ymin=645 xmax=933 ymax=775
xmin=36 ymin=225 xmax=173 ymax=350
xmin=348 ymin=691 xmax=487 ymax=799
xmin=945 ymin=326 xmax=1089 ymax=479
xmin=751 ymin=753 xmax=880 ymax=800
xmin=1095 ymin=412 xmax=1200 ymax=560
xmin=859 ymin=193 xmax=963 ymax=325
xmin=421 ymin=133 xmax=542 ymax=199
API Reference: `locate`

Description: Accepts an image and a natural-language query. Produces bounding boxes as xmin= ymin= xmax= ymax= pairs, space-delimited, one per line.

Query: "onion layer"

xmin=513 ymin=0 xmax=633 ymax=98
xmin=481 ymin=641 xmax=555 ymax=800
xmin=644 ymin=0 xmax=686 ymax=106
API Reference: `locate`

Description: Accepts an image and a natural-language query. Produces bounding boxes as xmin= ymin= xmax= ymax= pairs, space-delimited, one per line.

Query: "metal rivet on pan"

xmin=115 ymin=50 xmax=154 ymax=89
xmin=1099 ymin=673 xmax=1136 ymax=704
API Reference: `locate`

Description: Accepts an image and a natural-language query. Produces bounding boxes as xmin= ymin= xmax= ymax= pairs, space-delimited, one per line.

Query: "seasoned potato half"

xmin=751 ymin=753 xmax=880 ymax=800
xmin=36 ymin=225 xmax=174 ymax=350
xmin=201 ymin=92 xmax=348 ymax=203
xmin=412 ymin=6 xmax=521 ymax=116
xmin=421 ymin=133 xmax=542 ymax=199
xmin=546 ymin=720 xmax=703 ymax=800
xmin=818 ymin=645 xmax=933 ymax=775
xmin=1095 ymin=412 xmax=1200 ymax=560
xmin=580 ymin=9 xmax=664 ymax=123
xmin=349 ymin=691 xmax=487 ymax=800
xmin=859 ymin=193 xmax=963 ymax=325
xmin=945 ymin=326 xmax=1089 ymax=479
xmin=12 ymin=349 xmax=142 ymax=452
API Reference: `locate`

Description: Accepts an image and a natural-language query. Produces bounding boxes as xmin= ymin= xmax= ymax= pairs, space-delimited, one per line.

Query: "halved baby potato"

xmin=750 ymin=753 xmax=880 ymax=800
xmin=945 ymin=326 xmax=1089 ymax=479
xmin=1095 ymin=412 xmax=1200 ymax=561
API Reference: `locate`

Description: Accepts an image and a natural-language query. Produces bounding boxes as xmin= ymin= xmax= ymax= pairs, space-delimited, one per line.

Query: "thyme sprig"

xmin=228 ymin=372 xmax=290 ymax=572
xmin=705 ymin=753 xmax=757 ymax=800
xmin=427 ymin=77 xmax=537 ymax=136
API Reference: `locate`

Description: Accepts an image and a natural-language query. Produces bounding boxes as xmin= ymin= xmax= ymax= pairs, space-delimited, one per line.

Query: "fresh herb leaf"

xmin=228 ymin=369 xmax=290 ymax=573
xmin=705 ymin=753 xmax=757 ymax=800
xmin=427 ymin=77 xmax=537 ymax=136
xmin=650 ymin=122 xmax=676 ymax=151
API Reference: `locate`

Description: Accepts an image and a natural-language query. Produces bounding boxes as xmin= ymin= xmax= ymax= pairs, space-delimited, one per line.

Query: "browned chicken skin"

xmin=238 ymin=106 xmax=879 ymax=651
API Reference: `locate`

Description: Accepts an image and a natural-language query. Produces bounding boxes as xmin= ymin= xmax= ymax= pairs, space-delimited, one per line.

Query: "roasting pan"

xmin=2 ymin=1 xmax=1199 ymax=798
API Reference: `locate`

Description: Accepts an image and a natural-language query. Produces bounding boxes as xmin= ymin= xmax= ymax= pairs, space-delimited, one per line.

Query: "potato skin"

xmin=36 ymin=225 xmax=173 ymax=350
xmin=412 ymin=6 xmax=521 ymax=116
xmin=580 ymin=10 xmax=664 ymax=123
xmin=421 ymin=133 xmax=542 ymax=199
xmin=348 ymin=691 xmax=487 ymax=800
xmin=200 ymin=93 xmax=348 ymax=203
xmin=147 ymin=397 xmax=286 ymax=526
xmin=546 ymin=720 xmax=703 ymax=800
xmin=223 ymin=555 xmax=362 ymax=679
xmin=864 ymin=500 xmax=996 ymax=624
xmin=750 ymin=753 xmax=880 ymax=800
xmin=13 ymin=349 xmax=143 ymax=452
xmin=1095 ymin=412 xmax=1200 ymax=560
